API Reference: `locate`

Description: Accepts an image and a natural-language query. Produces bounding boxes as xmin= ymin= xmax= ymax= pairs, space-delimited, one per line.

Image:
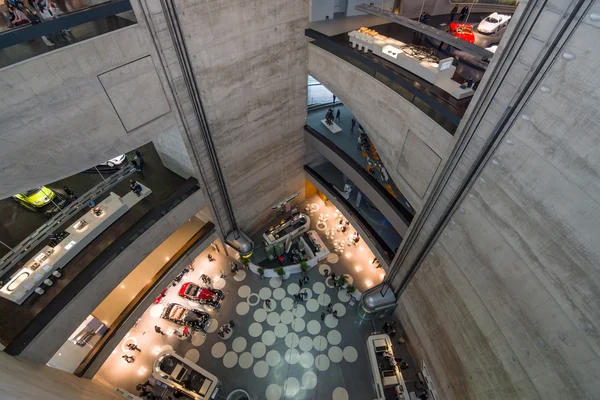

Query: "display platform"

xmin=321 ymin=119 xmax=342 ymax=133
xmin=367 ymin=334 xmax=410 ymax=400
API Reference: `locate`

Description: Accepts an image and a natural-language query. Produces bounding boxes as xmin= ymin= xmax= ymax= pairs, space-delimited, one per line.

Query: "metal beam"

xmin=355 ymin=3 xmax=494 ymax=59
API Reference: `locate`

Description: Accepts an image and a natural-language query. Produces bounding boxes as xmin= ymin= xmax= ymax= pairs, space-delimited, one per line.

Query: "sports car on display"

xmin=178 ymin=282 xmax=224 ymax=308
xmin=477 ymin=13 xmax=511 ymax=34
xmin=99 ymin=154 xmax=127 ymax=168
xmin=160 ymin=303 xmax=210 ymax=331
xmin=449 ymin=22 xmax=475 ymax=43
xmin=12 ymin=187 xmax=70 ymax=216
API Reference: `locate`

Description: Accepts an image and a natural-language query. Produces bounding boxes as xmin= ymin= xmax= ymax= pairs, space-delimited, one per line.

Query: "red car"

xmin=178 ymin=282 xmax=224 ymax=308
xmin=449 ymin=22 xmax=475 ymax=43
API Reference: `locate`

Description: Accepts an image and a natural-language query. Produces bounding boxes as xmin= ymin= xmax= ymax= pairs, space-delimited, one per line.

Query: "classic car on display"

xmin=178 ymin=282 xmax=224 ymax=308
xmin=477 ymin=12 xmax=511 ymax=34
xmin=161 ymin=303 xmax=210 ymax=331
xmin=449 ymin=22 xmax=475 ymax=43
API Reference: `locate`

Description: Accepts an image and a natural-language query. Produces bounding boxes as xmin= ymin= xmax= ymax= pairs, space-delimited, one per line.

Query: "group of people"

xmin=3 ymin=0 xmax=71 ymax=47
xmin=450 ymin=5 xmax=470 ymax=22
xmin=217 ymin=320 xmax=235 ymax=338
xmin=325 ymin=108 xmax=340 ymax=126
xmin=121 ymin=342 xmax=142 ymax=363
xmin=320 ymin=302 xmax=339 ymax=320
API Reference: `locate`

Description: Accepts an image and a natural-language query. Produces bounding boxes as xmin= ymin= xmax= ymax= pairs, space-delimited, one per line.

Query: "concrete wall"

xmin=154 ymin=126 xmax=197 ymax=178
xmin=308 ymin=44 xmax=456 ymax=212
xmin=312 ymin=0 xmax=335 ymax=21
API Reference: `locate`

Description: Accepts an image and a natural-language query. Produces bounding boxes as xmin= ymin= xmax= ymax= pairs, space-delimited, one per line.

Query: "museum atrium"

xmin=0 ymin=0 xmax=598 ymax=399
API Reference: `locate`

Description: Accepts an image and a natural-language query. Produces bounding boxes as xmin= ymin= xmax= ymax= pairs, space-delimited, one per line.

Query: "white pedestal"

xmin=321 ymin=119 xmax=342 ymax=133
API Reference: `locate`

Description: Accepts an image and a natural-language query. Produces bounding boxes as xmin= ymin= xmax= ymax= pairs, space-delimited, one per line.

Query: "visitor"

xmin=135 ymin=150 xmax=145 ymax=168
xmin=131 ymin=159 xmax=141 ymax=172
xmin=154 ymin=325 xmax=165 ymax=335
xmin=122 ymin=354 xmax=135 ymax=363
xmin=63 ymin=186 xmax=76 ymax=199
xmin=400 ymin=361 xmax=409 ymax=370
xmin=398 ymin=336 xmax=406 ymax=345
xmin=265 ymin=299 xmax=271 ymax=309
xmin=332 ymin=94 xmax=336 ymax=104
xmin=298 ymin=278 xmax=303 ymax=288
xmin=323 ymin=268 xmax=329 ymax=277
xmin=126 ymin=343 xmax=141 ymax=352
xmin=333 ymin=310 xmax=338 ymax=319
xmin=335 ymin=109 xmax=341 ymax=122
xmin=351 ymin=117 xmax=356 ymax=131
xmin=390 ymin=329 xmax=396 ymax=339
xmin=460 ymin=6 xmax=468 ymax=22
xmin=129 ymin=179 xmax=142 ymax=196
xmin=450 ymin=5 xmax=458 ymax=21
xmin=321 ymin=312 xmax=325 ymax=321
xmin=303 ymin=275 xmax=309 ymax=284
xmin=208 ymin=254 xmax=215 ymax=262
xmin=231 ymin=266 xmax=237 ymax=276
xmin=327 ymin=303 xmax=333 ymax=313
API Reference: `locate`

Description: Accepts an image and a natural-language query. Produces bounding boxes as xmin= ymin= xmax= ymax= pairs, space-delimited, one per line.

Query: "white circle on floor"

xmin=149 ymin=304 xmax=164 ymax=318
xmin=332 ymin=303 xmax=346 ymax=317
xmin=206 ymin=319 xmax=218 ymax=333
xmin=303 ymin=371 xmax=318 ymax=389
xmin=211 ymin=342 xmax=226 ymax=358
xmin=223 ymin=351 xmax=238 ymax=368
xmin=318 ymin=264 xmax=330 ymax=275
xmin=328 ymin=346 xmax=343 ymax=363
xmin=213 ymin=277 xmax=226 ymax=289
xmin=313 ymin=282 xmax=326 ymax=294
xmin=273 ymin=288 xmax=286 ymax=300
xmin=281 ymin=297 xmax=294 ymax=311
xmin=266 ymin=383 xmax=282 ymax=400
xmin=300 ymin=288 xmax=313 ymax=299
xmin=285 ymin=332 xmax=300 ymax=348
xmin=343 ymin=346 xmax=358 ymax=362
xmin=249 ymin=322 xmax=263 ymax=338
xmin=160 ymin=344 xmax=173 ymax=352
xmin=332 ymin=387 xmax=349 ymax=400
xmin=284 ymin=348 xmax=300 ymax=364
xmin=284 ymin=377 xmax=300 ymax=397
xmin=307 ymin=320 xmax=321 ymax=335
xmin=318 ymin=293 xmax=332 ymax=306
xmin=338 ymin=291 xmax=351 ymax=302
xmin=251 ymin=342 xmax=266 ymax=358
xmin=236 ymin=302 xmax=250 ymax=315
xmin=253 ymin=360 xmax=269 ymax=378
xmin=306 ymin=299 xmax=319 ymax=312
xmin=259 ymin=287 xmax=272 ymax=300
xmin=261 ymin=331 xmax=276 ymax=346
xmin=263 ymin=299 xmax=277 ymax=311
xmin=239 ymin=352 xmax=254 ymax=369
xmin=287 ymin=283 xmax=300 ymax=295
xmin=294 ymin=304 xmax=306 ymax=318
xmin=327 ymin=253 xmax=339 ymax=264
xmin=325 ymin=314 xmax=339 ymax=328
xmin=317 ymin=221 xmax=327 ymax=231
xmin=299 ymin=352 xmax=314 ymax=368
xmin=232 ymin=337 xmax=247 ymax=353
xmin=325 ymin=277 xmax=335 ymax=288
xmin=266 ymin=312 xmax=280 ymax=327
xmin=313 ymin=335 xmax=327 ymax=351
xmin=280 ymin=310 xmax=294 ymax=324
xmin=327 ymin=330 xmax=342 ymax=346
xmin=185 ymin=349 xmax=199 ymax=363
xmin=269 ymin=277 xmax=282 ymax=288
xmin=191 ymin=332 xmax=206 ymax=346
xmin=266 ymin=350 xmax=281 ymax=367
xmin=253 ymin=308 xmax=267 ymax=323
xmin=299 ymin=336 xmax=313 ymax=352
xmin=292 ymin=318 xmax=306 ymax=333
xmin=238 ymin=285 xmax=251 ymax=298
xmin=274 ymin=323 xmax=288 ymax=338
xmin=247 ymin=293 xmax=260 ymax=306
xmin=315 ymin=354 xmax=330 ymax=371
xmin=234 ymin=270 xmax=247 ymax=281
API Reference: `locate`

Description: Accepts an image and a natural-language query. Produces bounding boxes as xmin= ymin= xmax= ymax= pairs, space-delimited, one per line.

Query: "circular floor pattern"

xmin=149 ymin=304 xmax=164 ymax=318
xmin=325 ymin=277 xmax=335 ymax=289
xmin=281 ymin=297 xmax=294 ymax=311
xmin=253 ymin=360 xmax=269 ymax=378
xmin=269 ymin=277 xmax=282 ymax=288
xmin=251 ymin=342 xmax=266 ymax=358
xmin=284 ymin=348 xmax=300 ymax=364
xmin=307 ymin=320 xmax=321 ymax=335
xmin=342 ymin=274 xmax=353 ymax=285
xmin=293 ymin=304 xmax=306 ymax=318
xmin=253 ymin=308 xmax=268 ymax=323
xmin=247 ymin=293 xmax=260 ymax=306
xmin=332 ymin=303 xmax=346 ymax=317
xmin=211 ymin=342 xmax=226 ymax=358
xmin=302 ymin=371 xmax=318 ymax=390
xmin=318 ymin=264 xmax=330 ymax=276
xmin=317 ymin=221 xmax=327 ymax=231
xmin=313 ymin=282 xmax=326 ymax=294
xmin=185 ymin=349 xmax=199 ymax=363
xmin=343 ymin=346 xmax=358 ymax=362
xmin=280 ymin=310 xmax=294 ymax=325
xmin=238 ymin=285 xmax=251 ymax=298
xmin=287 ymin=283 xmax=300 ymax=296
xmin=263 ymin=299 xmax=277 ymax=311
xmin=266 ymin=312 xmax=280 ymax=327
xmin=300 ymin=288 xmax=313 ymax=299
xmin=299 ymin=336 xmax=313 ymax=352
xmin=285 ymin=332 xmax=300 ymax=348
xmin=160 ymin=344 xmax=173 ymax=352
xmin=327 ymin=253 xmax=339 ymax=264
xmin=332 ymin=387 xmax=349 ymax=400
xmin=337 ymin=291 xmax=351 ymax=303
xmin=259 ymin=287 xmax=272 ymax=300
xmin=191 ymin=332 xmax=206 ymax=346
xmin=236 ymin=302 xmax=250 ymax=315
xmin=261 ymin=330 xmax=276 ymax=346
xmin=266 ymin=350 xmax=282 ymax=367
xmin=315 ymin=354 xmax=330 ymax=371
xmin=238 ymin=352 xmax=254 ymax=369
xmin=299 ymin=352 xmax=314 ymax=368
xmin=266 ymin=383 xmax=282 ymax=400
xmin=206 ymin=318 xmax=219 ymax=333
xmin=232 ymin=337 xmax=247 ymax=353
xmin=223 ymin=351 xmax=238 ymax=368
xmin=318 ymin=293 xmax=332 ymax=307
xmin=313 ymin=335 xmax=327 ymax=351
xmin=274 ymin=323 xmax=289 ymax=338
xmin=324 ymin=314 xmax=339 ymax=328
xmin=327 ymin=330 xmax=342 ymax=346
xmin=306 ymin=299 xmax=319 ymax=312
xmin=284 ymin=377 xmax=300 ymax=397
xmin=273 ymin=288 xmax=286 ymax=300
xmin=213 ymin=277 xmax=226 ymax=289
xmin=328 ymin=346 xmax=343 ymax=363
xmin=233 ymin=270 xmax=247 ymax=281
xmin=292 ymin=318 xmax=306 ymax=333
xmin=249 ymin=322 xmax=263 ymax=338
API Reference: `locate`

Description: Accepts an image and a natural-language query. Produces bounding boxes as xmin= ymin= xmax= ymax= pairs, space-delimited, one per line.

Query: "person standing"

xmin=335 ymin=109 xmax=341 ymax=122
xmin=63 ymin=186 xmax=76 ymax=200
xmin=450 ymin=6 xmax=458 ymax=22
xmin=154 ymin=325 xmax=166 ymax=335
xmin=332 ymin=94 xmax=336 ymax=104
xmin=351 ymin=117 xmax=356 ymax=131
xmin=135 ymin=150 xmax=145 ymax=168
xmin=321 ymin=312 xmax=326 ymax=321
xmin=460 ymin=6 xmax=468 ymax=22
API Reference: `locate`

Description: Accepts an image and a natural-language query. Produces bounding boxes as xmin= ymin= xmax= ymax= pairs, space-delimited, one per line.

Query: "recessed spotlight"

xmin=120 ymin=284 xmax=126 ymax=289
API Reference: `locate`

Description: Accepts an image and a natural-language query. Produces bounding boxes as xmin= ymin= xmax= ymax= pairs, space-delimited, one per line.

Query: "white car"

xmin=99 ymin=154 xmax=127 ymax=168
xmin=477 ymin=13 xmax=511 ymax=34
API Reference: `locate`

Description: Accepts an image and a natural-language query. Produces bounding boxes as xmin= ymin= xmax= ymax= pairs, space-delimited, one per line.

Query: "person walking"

xmin=265 ymin=299 xmax=272 ymax=309
xmin=135 ymin=150 xmax=145 ymax=168
xmin=332 ymin=94 xmax=336 ymax=104
xmin=450 ymin=5 xmax=458 ymax=21
xmin=154 ymin=325 xmax=166 ymax=335
xmin=63 ymin=186 xmax=76 ymax=200
xmin=351 ymin=117 xmax=356 ymax=131
xmin=303 ymin=275 xmax=309 ymax=284
xmin=320 ymin=312 xmax=326 ymax=321
xmin=382 ymin=322 xmax=390 ymax=332
xmin=122 ymin=354 xmax=135 ymax=363
xmin=327 ymin=303 xmax=333 ymax=313
xmin=335 ymin=109 xmax=341 ymax=122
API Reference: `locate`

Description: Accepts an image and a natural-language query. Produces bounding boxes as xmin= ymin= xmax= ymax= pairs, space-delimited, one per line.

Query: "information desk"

xmin=367 ymin=334 xmax=409 ymax=400
xmin=0 ymin=185 xmax=151 ymax=304
xmin=263 ymin=213 xmax=310 ymax=246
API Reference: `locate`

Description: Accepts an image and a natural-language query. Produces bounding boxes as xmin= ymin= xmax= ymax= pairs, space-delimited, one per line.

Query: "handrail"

xmin=306 ymin=28 xmax=462 ymax=134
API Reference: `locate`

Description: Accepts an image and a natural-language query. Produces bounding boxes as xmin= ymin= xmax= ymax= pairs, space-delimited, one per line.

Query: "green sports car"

xmin=12 ymin=187 xmax=68 ymax=216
